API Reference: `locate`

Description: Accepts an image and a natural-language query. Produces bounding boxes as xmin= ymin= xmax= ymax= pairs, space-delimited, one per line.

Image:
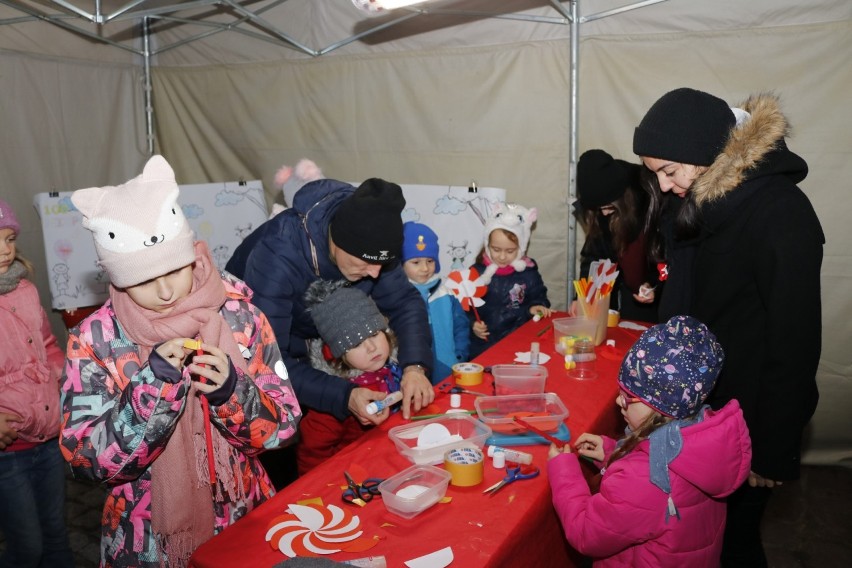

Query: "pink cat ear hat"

xmin=71 ymin=155 xmax=196 ymax=288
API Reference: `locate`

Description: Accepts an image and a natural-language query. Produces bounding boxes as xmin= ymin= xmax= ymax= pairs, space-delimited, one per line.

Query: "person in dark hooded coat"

xmin=634 ymin=88 xmax=824 ymax=567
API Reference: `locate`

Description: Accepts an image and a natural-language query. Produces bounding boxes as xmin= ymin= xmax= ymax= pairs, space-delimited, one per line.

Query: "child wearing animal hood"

xmin=60 ymin=155 xmax=302 ymax=567
xmin=469 ymin=202 xmax=552 ymax=358
xmin=547 ymin=315 xmax=751 ymax=567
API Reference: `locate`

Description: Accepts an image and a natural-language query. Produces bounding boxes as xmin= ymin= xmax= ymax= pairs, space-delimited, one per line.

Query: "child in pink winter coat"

xmin=548 ymin=315 xmax=752 ymax=567
xmin=0 ymin=199 xmax=74 ymax=567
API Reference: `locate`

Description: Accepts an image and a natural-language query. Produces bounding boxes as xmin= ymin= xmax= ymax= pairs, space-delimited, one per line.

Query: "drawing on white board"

xmin=35 ymin=180 xmax=269 ymax=311
xmin=234 ymin=223 xmax=254 ymax=240
xmin=211 ymin=244 xmax=231 ymax=270
xmin=217 ymin=183 xmax=267 ymax=213
xmin=52 ymin=262 xmax=72 ymax=297
xmin=447 ymin=240 xmax=471 ymax=270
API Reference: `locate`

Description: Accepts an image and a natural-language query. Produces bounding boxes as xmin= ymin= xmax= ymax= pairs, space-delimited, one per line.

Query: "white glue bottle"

xmin=365 ymin=391 xmax=403 ymax=415
xmin=487 ymin=445 xmax=533 ymax=465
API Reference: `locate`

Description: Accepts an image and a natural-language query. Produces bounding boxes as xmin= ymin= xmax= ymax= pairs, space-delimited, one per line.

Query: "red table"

xmin=189 ymin=314 xmax=646 ymax=568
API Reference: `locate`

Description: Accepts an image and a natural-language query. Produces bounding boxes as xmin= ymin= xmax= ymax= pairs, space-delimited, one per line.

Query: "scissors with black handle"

xmin=341 ymin=471 xmax=383 ymax=506
xmin=482 ymin=464 xmax=540 ymax=496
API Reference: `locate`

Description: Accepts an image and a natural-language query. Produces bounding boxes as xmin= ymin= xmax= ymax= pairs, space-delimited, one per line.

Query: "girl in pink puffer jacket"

xmin=0 ymin=198 xmax=74 ymax=567
xmin=548 ymin=315 xmax=752 ymax=567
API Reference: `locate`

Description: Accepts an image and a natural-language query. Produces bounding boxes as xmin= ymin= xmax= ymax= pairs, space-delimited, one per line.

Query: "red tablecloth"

xmin=189 ymin=314 xmax=646 ymax=568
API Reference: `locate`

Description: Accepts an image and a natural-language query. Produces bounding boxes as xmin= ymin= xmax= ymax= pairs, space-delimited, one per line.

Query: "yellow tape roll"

xmin=444 ymin=447 xmax=484 ymax=487
xmin=607 ymin=309 xmax=620 ymax=328
xmin=452 ymin=362 xmax=484 ymax=386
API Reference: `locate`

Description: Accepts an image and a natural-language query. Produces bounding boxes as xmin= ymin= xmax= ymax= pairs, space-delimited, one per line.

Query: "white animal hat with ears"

xmin=479 ymin=202 xmax=537 ymax=285
xmin=272 ymin=158 xmax=325 ymax=214
xmin=71 ymin=155 xmax=196 ymax=288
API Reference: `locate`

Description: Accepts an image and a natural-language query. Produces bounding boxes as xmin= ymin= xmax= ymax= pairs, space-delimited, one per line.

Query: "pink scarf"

xmin=110 ymin=241 xmax=248 ymax=566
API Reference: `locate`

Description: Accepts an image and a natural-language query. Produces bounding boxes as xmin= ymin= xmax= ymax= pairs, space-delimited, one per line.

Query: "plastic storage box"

xmin=474 ymin=393 xmax=569 ymax=435
xmin=378 ymin=464 xmax=452 ymax=519
xmin=553 ymin=317 xmax=598 ymax=355
xmin=388 ymin=414 xmax=492 ymax=466
xmin=491 ymin=364 xmax=548 ymax=396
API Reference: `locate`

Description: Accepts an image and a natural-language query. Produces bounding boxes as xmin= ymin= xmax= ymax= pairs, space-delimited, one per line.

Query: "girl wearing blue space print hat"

xmin=547 ymin=315 xmax=752 ymax=567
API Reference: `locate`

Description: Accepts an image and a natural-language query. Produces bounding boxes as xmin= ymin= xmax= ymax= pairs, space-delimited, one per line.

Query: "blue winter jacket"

xmin=226 ymin=179 xmax=432 ymax=420
xmin=410 ymin=277 xmax=470 ymax=383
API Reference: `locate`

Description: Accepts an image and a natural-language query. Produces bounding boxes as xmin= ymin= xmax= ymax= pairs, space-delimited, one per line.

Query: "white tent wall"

xmin=0 ymin=50 xmax=147 ymax=344
xmin=153 ymin=14 xmax=852 ymax=466
xmin=0 ymin=1 xmax=850 ymax=467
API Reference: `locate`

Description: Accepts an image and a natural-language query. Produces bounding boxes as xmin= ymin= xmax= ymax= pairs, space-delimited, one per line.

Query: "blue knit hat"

xmin=618 ymin=315 xmax=724 ymax=419
xmin=402 ymin=222 xmax=440 ymax=273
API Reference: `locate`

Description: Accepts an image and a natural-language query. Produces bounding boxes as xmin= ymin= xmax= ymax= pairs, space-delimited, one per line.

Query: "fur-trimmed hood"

xmin=692 ymin=93 xmax=807 ymax=206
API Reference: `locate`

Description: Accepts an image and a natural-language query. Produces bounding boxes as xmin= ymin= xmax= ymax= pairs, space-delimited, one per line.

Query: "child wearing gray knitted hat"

xmin=547 ymin=316 xmax=752 ymax=566
xmin=298 ymin=279 xmax=403 ymax=474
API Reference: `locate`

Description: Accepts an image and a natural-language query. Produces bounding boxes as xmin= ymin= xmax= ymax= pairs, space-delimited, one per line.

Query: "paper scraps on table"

xmin=514 ymin=351 xmax=552 ymax=365
xmin=404 ymin=546 xmax=454 ymax=568
xmin=266 ymin=503 xmax=372 ymax=557
xmin=618 ymin=321 xmax=650 ymax=331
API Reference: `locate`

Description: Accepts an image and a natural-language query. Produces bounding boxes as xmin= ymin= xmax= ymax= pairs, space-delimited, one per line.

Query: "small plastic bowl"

xmin=553 ymin=317 xmax=597 ymax=355
xmin=378 ymin=464 xmax=452 ymax=519
xmin=491 ymin=364 xmax=548 ymax=396
xmin=388 ymin=414 xmax=491 ymax=466
xmin=474 ymin=393 xmax=569 ymax=435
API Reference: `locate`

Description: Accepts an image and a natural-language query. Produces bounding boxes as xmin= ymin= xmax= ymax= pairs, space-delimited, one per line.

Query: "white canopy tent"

xmin=1 ymin=0 xmax=850 ymax=466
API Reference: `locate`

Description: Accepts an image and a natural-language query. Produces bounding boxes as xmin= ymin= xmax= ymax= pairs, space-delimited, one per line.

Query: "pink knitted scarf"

xmin=110 ymin=240 xmax=248 ymax=566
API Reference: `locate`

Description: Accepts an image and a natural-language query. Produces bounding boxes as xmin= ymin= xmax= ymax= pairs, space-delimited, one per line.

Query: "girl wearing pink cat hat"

xmin=60 ymin=155 xmax=302 ymax=567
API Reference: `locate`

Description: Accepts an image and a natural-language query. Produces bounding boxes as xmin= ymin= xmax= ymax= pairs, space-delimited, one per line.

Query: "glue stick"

xmin=487 ymin=445 xmax=533 ymax=465
xmin=530 ymin=342 xmax=540 ymax=367
xmin=365 ymin=391 xmax=403 ymax=415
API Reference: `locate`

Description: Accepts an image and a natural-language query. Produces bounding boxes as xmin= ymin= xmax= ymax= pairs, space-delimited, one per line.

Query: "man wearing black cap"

xmin=227 ymin=177 xmax=434 ymax=482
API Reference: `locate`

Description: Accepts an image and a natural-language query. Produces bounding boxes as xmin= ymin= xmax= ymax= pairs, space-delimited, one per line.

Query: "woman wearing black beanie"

xmin=634 ymin=88 xmax=825 ymax=567
xmin=575 ymin=149 xmax=656 ymax=323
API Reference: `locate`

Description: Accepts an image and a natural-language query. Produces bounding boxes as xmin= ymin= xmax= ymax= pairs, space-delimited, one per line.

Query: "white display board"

xmin=34 ymin=181 xmax=268 ymax=310
xmin=398 ymin=184 xmax=506 ymax=278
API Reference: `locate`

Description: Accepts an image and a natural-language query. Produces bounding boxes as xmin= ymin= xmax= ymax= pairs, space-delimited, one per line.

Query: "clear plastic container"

xmin=387 ymin=414 xmax=492 ymax=466
xmin=491 ymin=364 xmax=548 ymax=396
xmin=378 ymin=464 xmax=452 ymax=519
xmin=553 ymin=317 xmax=598 ymax=355
xmin=474 ymin=393 xmax=569 ymax=435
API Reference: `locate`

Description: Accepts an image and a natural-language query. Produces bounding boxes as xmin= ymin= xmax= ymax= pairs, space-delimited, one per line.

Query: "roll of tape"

xmin=607 ymin=309 xmax=620 ymax=328
xmin=444 ymin=447 xmax=484 ymax=487
xmin=452 ymin=362 xmax=484 ymax=386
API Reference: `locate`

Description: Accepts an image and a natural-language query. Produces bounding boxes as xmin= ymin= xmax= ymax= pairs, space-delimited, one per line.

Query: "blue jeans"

xmin=0 ymin=441 xmax=74 ymax=568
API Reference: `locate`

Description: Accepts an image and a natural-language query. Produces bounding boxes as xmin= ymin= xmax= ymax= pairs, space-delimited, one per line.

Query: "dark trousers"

xmin=0 ymin=442 xmax=74 ymax=568
xmin=721 ymin=482 xmax=773 ymax=568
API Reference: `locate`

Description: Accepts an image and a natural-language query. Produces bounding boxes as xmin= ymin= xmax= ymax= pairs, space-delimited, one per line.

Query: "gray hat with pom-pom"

xmin=305 ymin=279 xmax=388 ymax=358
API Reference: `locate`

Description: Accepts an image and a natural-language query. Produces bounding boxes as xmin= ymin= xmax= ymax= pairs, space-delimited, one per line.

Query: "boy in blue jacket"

xmin=402 ymin=222 xmax=469 ymax=383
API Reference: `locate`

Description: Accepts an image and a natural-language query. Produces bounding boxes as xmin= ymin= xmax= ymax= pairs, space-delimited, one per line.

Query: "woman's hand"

xmin=633 ymin=283 xmax=656 ymax=304
xmin=748 ymin=470 xmax=783 ymax=488
xmin=186 ymin=342 xmax=230 ymax=395
xmin=473 ymin=321 xmax=489 ymax=340
xmin=574 ymin=433 xmax=605 ymax=462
